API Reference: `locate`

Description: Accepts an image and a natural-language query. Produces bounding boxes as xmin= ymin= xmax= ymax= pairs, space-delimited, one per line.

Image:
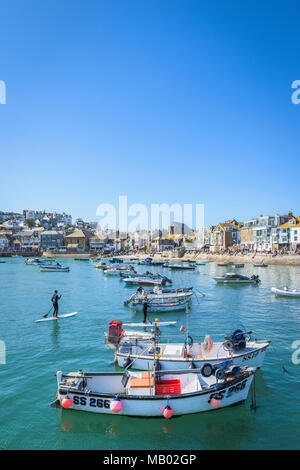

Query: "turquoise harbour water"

xmin=0 ymin=258 xmax=299 ymax=450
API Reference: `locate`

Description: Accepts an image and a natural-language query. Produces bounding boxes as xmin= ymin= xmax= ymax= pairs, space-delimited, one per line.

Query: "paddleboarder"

xmin=51 ymin=290 xmax=62 ymax=317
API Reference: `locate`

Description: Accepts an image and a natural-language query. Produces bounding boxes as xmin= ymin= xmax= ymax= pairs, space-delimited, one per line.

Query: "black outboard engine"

xmin=231 ymin=329 xmax=246 ymax=351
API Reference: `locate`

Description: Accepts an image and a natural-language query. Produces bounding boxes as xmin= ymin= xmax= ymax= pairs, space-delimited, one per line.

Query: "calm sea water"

xmin=0 ymin=258 xmax=299 ymax=450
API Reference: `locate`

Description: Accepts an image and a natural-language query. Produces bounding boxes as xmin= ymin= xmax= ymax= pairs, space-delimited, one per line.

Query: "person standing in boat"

xmin=142 ymin=298 xmax=148 ymax=324
xmin=51 ymin=290 xmax=62 ymax=317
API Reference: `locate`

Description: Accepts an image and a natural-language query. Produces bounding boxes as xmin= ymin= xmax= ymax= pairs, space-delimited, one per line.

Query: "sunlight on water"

xmin=0 ymin=258 xmax=299 ymax=449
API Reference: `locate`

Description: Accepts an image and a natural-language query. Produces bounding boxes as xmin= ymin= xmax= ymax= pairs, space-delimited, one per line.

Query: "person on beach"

xmin=51 ymin=290 xmax=62 ymax=317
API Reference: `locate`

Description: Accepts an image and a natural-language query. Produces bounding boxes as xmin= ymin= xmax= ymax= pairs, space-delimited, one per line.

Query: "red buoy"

xmin=163 ymin=405 xmax=173 ymax=419
xmin=210 ymin=397 xmax=221 ymax=409
xmin=110 ymin=398 xmax=123 ymax=413
xmin=61 ymin=397 xmax=73 ymax=409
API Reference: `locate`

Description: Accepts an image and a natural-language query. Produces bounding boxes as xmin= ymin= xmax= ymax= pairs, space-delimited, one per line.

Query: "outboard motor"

xmin=231 ymin=329 xmax=246 ymax=351
xmin=251 ymin=274 xmax=260 ymax=283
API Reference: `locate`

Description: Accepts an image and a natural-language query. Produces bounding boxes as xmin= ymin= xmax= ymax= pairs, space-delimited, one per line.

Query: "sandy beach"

xmin=41 ymin=251 xmax=300 ymax=266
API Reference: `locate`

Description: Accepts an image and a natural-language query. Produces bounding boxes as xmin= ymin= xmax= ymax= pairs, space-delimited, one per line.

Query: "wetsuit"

xmin=143 ymin=301 xmax=148 ymax=323
xmin=51 ymin=293 xmax=61 ymax=317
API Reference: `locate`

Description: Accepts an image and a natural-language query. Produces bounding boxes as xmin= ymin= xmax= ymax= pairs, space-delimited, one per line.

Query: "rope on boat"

xmin=124 ymin=342 xmax=153 ymax=370
xmin=271 ymin=343 xmax=290 ymax=375
xmin=250 ymin=374 xmax=257 ymax=410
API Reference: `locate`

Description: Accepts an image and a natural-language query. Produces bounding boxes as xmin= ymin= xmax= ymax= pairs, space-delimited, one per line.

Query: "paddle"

xmin=43 ymin=305 xmax=54 ymax=318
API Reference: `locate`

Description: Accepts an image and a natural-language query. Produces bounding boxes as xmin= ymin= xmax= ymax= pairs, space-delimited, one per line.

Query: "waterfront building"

xmin=65 ymin=229 xmax=93 ymax=252
xmin=251 ymin=213 xmax=292 ymax=251
xmin=271 ymin=216 xmax=300 ymax=251
xmin=40 ymin=230 xmax=64 ymax=251
xmin=210 ymin=220 xmax=241 ymax=252
xmin=196 ymin=226 xmax=212 ymax=249
xmin=12 ymin=230 xmax=40 ymax=251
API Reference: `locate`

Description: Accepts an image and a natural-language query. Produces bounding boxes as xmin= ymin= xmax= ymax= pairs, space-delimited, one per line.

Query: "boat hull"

xmin=271 ymin=287 xmax=300 ymax=297
xmin=117 ymin=342 xmax=269 ymax=371
xmin=57 ymin=373 xmax=254 ymax=417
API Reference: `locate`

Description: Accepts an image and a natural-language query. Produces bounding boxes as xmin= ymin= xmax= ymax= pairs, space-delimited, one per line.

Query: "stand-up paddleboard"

xmin=123 ymin=321 xmax=177 ymax=327
xmin=35 ymin=312 xmax=78 ymax=323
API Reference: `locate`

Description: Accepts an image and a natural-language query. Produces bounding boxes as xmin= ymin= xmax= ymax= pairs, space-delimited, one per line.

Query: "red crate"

xmin=155 ymin=379 xmax=181 ymax=395
xmin=108 ymin=320 xmax=124 ymax=344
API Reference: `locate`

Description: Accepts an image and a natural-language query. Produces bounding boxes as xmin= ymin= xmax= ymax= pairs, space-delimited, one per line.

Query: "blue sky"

xmin=0 ymin=0 xmax=299 ymax=227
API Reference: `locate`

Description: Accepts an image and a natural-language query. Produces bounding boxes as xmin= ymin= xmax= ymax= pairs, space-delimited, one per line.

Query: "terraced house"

xmin=251 ymin=213 xmax=292 ymax=251
xmin=210 ymin=220 xmax=241 ymax=252
xmin=271 ymin=216 xmax=300 ymax=251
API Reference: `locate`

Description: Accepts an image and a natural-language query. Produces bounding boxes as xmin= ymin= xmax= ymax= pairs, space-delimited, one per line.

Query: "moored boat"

xmin=214 ymin=273 xmax=260 ymax=284
xmin=124 ymin=286 xmax=194 ymax=305
xmin=106 ymin=322 xmax=270 ymax=371
xmin=165 ymin=263 xmax=195 ymax=270
xmin=271 ymin=287 xmax=300 ymax=297
xmin=54 ymin=365 xmax=256 ymax=417
xmin=131 ymin=298 xmax=188 ymax=312
xmin=40 ymin=265 xmax=70 ymax=272
xmin=122 ymin=276 xmax=167 ymax=287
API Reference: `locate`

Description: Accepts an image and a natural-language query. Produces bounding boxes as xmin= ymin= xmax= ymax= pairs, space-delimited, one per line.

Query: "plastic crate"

xmin=108 ymin=320 xmax=124 ymax=344
xmin=155 ymin=379 xmax=181 ymax=395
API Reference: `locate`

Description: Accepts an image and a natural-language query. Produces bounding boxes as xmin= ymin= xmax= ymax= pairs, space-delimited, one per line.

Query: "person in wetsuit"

xmin=143 ymin=300 xmax=148 ymax=324
xmin=51 ymin=290 xmax=62 ymax=317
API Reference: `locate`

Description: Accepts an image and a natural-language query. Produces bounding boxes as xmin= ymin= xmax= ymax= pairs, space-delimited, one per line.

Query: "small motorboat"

xmin=95 ymin=262 xmax=108 ymax=269
xmin=124 ymin=286 xmax=194 ymax=305
xmin=253 ymin=263 xmax=268 ymax=267
xmin=233 ymin=264 xmax=245 ymax=268
xmin=271 ymin=287 xmax=300 ymax=298
xmin=166 ymin=264 xmax=196 ymax=270
xmin=54 ymin=365 xmax=256 ymax=417
xmin=105 ymin=322 xmax=270 ymax=372
xmin=25 ymin=258 xmax=44 ymax=265
xmin=122 ymin=276 xmax=168 ymax=287
xmin=137 ymin=257 xmax=153 ymax=265
xmin=104 ymin=266 xmax=135 ymax=276
xmin=40 ymin=264 xmax=70 ymax=272
xmin=217 ymin=263 xmax=228 ymax=267
xmin=131 ymin=298 xmax=188 ymax=312
xmin=214 ymin=273 xmax=260 ymax=284
xmin=74 ymin=258 xmax=89 ymax=261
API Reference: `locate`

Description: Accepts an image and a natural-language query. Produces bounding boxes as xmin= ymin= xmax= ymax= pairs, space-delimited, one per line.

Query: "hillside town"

xmin=0 ymin=209 xmax=299 ymax=257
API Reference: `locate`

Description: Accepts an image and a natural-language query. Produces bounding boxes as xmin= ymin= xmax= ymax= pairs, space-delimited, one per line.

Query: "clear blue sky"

xmin=0 ymin=0 xmax=299 ymax=226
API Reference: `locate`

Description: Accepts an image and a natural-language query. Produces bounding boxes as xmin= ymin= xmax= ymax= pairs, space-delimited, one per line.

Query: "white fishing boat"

xmin=271 ymin=287 xmax=300 ymax=298
xmin=40 ymin=265 xmax=70 ymax=272
xmin=95 ymin=262 xmax=108 ymax=269
xmin=54 ymin=366 xmax=256 ymax=417
xmin=106 ymin=323 xmax=270 ymax=371
xmin=131 ymin=298 xmax=188 ymax=313
xmin=165 ymin=263 xmax=196 ymax=270
xmin=25 ymin=258 xmax=44 ymax=265
xmin=104 ymin=320 xmax=177 ymax=347
xmin=124 ymin=286 xmax=194 ymax=305
xmin=104 ymin=266 xmax=136 ymax=276
xmin=122 ymin=276 xmax=167 ymax=287
xmin=214 ymin=273 xmax=260 ymax=284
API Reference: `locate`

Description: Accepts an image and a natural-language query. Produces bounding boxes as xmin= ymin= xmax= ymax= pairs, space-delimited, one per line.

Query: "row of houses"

xmin=200 ymin=213 xmax=300 ymax=252
xmin=0 ymin=210 xmax=299 ymax=254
